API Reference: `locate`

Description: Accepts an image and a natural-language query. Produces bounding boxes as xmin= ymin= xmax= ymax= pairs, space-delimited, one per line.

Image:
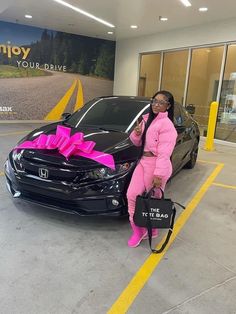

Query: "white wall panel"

xmin=113 ymin=18 xmax=236 ymax=95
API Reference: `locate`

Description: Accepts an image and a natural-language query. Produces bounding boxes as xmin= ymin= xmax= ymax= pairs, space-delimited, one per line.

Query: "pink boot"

xmin=128 ymin=223 xmax=147 ymax=248
xmin=144 ymin=228 xmax=159 ymax=239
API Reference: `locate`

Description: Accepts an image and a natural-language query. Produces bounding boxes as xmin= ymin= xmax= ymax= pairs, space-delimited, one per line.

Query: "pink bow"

xmin=14 ymin=125 xmax=115 ymax=170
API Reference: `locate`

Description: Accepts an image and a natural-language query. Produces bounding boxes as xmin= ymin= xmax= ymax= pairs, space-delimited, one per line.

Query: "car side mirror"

xmin=175 ymin=125 xmax=185 ymax=133
xmin=61 ymin=112 xmax=71 ymax=120
xmin=186 ymin=104 xmax=195 ymax=115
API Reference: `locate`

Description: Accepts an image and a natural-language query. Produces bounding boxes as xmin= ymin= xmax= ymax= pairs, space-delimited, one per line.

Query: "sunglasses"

xmin=151 ymin=99 xmax=169 ymax=106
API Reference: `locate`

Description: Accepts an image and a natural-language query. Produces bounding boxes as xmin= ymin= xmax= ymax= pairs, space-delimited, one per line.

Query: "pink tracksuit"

xmin=127 ymin=111 xmax=177 ymax=223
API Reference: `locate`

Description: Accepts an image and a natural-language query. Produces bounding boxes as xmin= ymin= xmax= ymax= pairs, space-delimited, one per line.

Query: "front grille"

xmin=19 ymin=189 xmax=114 ymax=215
xmin=23 ymin=155 xmax=79 ymax=169
xmin=20 ymin=157 xmax=88 ymax=183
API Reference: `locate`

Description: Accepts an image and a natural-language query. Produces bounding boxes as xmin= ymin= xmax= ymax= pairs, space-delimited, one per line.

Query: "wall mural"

xmin=0 ymin=21 xmax=116 ymax=120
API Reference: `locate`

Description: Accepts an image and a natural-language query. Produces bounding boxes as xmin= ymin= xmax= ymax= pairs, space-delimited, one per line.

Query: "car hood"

xmin=18 ymin=122 xmax=138 ymax=168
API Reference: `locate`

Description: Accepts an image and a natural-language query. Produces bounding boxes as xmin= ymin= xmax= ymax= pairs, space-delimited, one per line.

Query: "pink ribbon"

xmin=14 ymin=125 xmax=115 ymax=170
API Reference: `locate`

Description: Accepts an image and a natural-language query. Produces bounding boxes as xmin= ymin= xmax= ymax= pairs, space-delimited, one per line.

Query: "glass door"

xmin=161 ymin=50 xmax=189 ymax=104
xmin=215 ymin=44 xmax=236 ymax=143
xmin=186 ymin=46 xmax=224 ymax=136
xmin=138 ymin=53 xmax=161 ymax=97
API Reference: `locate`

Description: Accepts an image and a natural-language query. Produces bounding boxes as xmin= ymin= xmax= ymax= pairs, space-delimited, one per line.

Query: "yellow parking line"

xmin=198 ymin=159 xmax=221 ymax=165
xmin=108 ymin=162 xmax=224 ymax=314
xmin=212 ymin=182 xmax=236 ymax=190
xmin=0 ymin=130 xmax=30 ymax=136
xmin=0 ymin=171 xmax=4 ymax=176
xmin=44 ymin=79 xmax=77 ymax=121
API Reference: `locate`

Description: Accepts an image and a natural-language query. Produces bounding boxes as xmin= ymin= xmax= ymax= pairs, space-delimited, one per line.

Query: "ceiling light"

xmin=52 ymin=0 xmax=115 ymax=28
xmin=179 ymin=0 xmax=192 ymax=7
xmin=130 ymin=25 xmax=138 ymax=29
xmin=25 ymin=14 xmax=32 ymax=19
xmin=159 ymin=16 xmax=168 ymax=21
xmin=199 ymin=7 xmax=208 ymax=12
xmin=107 ymin=31 xmax=113 ymax=34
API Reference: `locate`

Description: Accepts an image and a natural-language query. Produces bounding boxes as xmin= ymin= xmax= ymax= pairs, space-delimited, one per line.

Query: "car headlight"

xmin=87 ymin=162 xmax=134 ymax=180
xmin=12 ymin=150 xmax=24 ymax=172
xmin=12 ymin=149 xmax=23 ymax=163
xmin=5 ymin=159 xmax=10 ymax=174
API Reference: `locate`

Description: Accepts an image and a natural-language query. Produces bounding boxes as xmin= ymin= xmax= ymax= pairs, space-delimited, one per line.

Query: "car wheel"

xmin=184 ymin=141 xmax=199 ymax=169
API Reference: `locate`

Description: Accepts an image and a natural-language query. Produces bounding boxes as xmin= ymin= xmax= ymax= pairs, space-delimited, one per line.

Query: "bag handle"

xmin=146 ymin=202 xmax=176 ymax=254
xmin=144 ymin=188 xmax=185 ymax=254
xmin=146 ymin=187 xmax=164 ymax=200
xmin=173 ymin=201 xmax=185 ymax=210
xmin=147 ymin=187 xmax=185 ymax=210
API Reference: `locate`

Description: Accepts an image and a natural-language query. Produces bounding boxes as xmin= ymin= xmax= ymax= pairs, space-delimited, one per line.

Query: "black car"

xmin=5 ymin=96 xmax=200 ymax=216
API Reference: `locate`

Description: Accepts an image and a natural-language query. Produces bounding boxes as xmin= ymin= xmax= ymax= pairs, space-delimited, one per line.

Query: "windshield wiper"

xmin=63 ymin=123 xmax=123 ymax=132
xmin=62 ymin=121 xmax=71 ymax=126
xmin=98 ymin=127 xmax=122 ymax=132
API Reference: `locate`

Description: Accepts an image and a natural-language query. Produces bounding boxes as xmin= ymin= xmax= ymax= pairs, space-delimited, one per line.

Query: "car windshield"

xmin=65 ymin=97 xmax=149 ymax=132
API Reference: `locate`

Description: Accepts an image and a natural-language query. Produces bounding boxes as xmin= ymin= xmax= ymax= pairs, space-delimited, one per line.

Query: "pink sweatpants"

xmin=127 ymin=156 xmax=172 ymax=223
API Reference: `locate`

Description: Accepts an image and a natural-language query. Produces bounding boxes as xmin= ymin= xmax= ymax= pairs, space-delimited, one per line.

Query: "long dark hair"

xmin=139 ymin=90 xmax=175 ymax=158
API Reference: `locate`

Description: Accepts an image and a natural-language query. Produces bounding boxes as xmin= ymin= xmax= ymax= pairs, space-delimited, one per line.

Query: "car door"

xmin=179 ymin=104 xmax=198 ymax=163
xmin=171 ymin=103 xmax=185 ymax=172
xmin=172 ymin=103 xmax=193 ymax=172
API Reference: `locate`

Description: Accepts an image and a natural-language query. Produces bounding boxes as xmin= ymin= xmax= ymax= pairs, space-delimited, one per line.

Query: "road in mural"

xmin=0 ymin=21 xmax=115 ymax=120
xmin=0 ymin=72 xmax=113 ymax=120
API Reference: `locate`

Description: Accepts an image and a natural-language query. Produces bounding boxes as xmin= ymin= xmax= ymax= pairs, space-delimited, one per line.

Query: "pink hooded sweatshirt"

xmin=130 ymin=111 xmax=177 ymax=178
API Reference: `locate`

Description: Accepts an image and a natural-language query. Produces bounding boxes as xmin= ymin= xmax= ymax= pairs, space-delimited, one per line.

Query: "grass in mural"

xmin=0 ymin=65 xmax=51 ymax=78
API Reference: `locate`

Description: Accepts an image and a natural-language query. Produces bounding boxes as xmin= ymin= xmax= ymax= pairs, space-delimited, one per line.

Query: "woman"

xmin=127 ymin=90 xmax=177 ymax=248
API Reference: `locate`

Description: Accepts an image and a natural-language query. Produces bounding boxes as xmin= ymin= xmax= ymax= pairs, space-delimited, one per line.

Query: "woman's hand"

xmin=134 ymin=119 xmax=142 ymax=136
xmin=153 ymin=175 xmax=162 ymax=188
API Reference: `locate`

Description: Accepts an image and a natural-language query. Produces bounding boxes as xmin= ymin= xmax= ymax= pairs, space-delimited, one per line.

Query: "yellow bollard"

xmin=204 ymin=101 xmax=219 ymax=151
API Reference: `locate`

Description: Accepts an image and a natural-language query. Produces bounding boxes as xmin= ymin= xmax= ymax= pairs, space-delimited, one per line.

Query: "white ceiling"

xmin=1 ymin=0 xmax=236 ymax=41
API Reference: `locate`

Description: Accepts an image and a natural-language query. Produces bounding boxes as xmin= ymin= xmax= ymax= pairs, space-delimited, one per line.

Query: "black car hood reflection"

xmin=21 ymin=122 xmax=138 ymax=168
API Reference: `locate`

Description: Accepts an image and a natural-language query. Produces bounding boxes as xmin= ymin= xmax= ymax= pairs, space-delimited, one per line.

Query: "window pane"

xmin=216 ymin=45 xmax=236 ymax=143
xmin=174 ymin=103 xmax=183 ymax=126
xmin=161 ymin=50 xmax=188 ymax=104
xmin=67 ymin=98 xmax=148 ymax=131
xmin=186 ymin=46 xmax=224 ymax=136
xmin=138 ymin=54 xmax=161 ymax=97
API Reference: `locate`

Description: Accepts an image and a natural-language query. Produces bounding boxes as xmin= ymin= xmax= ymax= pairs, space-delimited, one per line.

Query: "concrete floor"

xmin=0 ymin=124 xmax=236 ymax=314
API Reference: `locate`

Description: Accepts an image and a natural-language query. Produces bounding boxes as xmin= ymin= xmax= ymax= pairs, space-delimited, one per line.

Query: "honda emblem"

xmin=38 ymin=168 xmax=49 ymax=179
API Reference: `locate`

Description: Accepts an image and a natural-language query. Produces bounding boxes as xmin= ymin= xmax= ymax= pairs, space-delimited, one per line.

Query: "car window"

xmin=66 ymin=98 xmax=149 ymax=131
xmin=174 ymin=103 xmax=190 ymax=126
xmin=142 ymin=107 xmax=150 ymax=115
xmin=174 ymin=103 xmax=183 ymax=126
xmin=179 ymin=105 xmax=189 ymax=122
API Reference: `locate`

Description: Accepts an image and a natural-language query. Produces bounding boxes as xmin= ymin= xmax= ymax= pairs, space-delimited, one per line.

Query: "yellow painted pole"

xmin=204 ymin=101 xmax=219 ymax=151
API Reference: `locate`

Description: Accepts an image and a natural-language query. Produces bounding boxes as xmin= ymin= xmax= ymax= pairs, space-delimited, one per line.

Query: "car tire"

xmin=184 ymin=140 xmax=199 ymax=169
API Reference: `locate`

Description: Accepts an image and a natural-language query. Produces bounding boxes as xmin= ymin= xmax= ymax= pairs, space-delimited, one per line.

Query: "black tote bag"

xmin=134 ymin=188 xmax=185 ymax=253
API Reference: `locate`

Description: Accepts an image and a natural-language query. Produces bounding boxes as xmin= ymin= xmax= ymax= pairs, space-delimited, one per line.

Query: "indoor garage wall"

xmin=113 ymin=18 xmax=236 ymax=143
xmin=113 ymin=18 xmax=236 ymax=96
